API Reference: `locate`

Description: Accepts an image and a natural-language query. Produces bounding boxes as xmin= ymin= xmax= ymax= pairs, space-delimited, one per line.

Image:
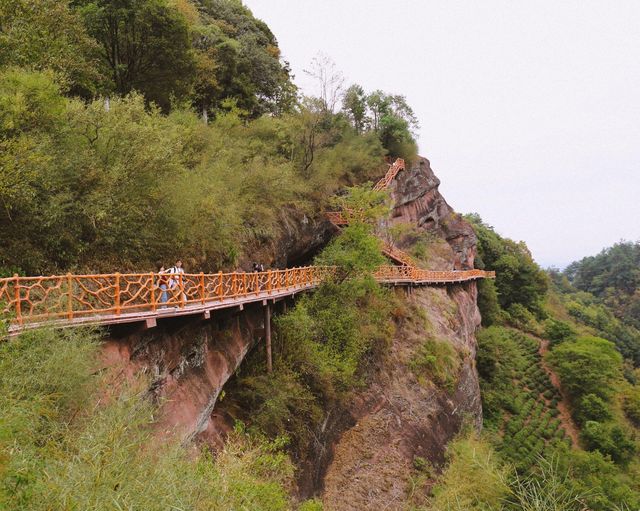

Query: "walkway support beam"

xmin=264 ymin=303 xmax=272 ymax=373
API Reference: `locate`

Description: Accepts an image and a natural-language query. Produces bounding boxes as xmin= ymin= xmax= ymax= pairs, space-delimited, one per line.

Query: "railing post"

xmin=267 ymin=270 xmax=272 ymax=295
xmin=179 ymin=273 xmax=185 ymax=308
xmin=218 ymin=271 xmax=224 ymax=302
xmin=66 ymin=273 xmax=74 ymax=319
xmin=114 ymin=273 xmax=120 ymax=316
xmin=150 ymin=272 xmax=157 ymax=311
xmin=232 ymin=273 xmax=237 ymax=297
xmin=13 ymin=274 xmax=22 ymax=325
xmin=200 ymin=272 xmax=205 ymax=304
xmin=242 ymin=272 xmax=247 ymax=297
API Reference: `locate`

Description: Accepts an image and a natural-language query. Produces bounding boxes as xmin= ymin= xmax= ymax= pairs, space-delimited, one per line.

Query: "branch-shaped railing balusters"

xmin=0 ymin=266 xmax=495 ymax=329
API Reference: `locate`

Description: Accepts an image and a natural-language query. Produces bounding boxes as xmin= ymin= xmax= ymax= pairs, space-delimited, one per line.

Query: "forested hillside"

xmin=564 ymin=241 xmax=640 ymax=330
xmin=3 ymin=1 xmax=639 ymax=510
xmin=427 ymin=216 xmax=640 ymax=510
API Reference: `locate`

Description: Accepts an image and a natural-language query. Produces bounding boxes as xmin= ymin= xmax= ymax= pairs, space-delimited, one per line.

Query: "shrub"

xmin=544 ymin=318 xmax=577 ymax=346
xmin=580 ymin=422 xmax=636 ymax=466
xmin=428 ymin=434 xmax=511 ymax=510
xmin=574 ymin=394 xmax=613 ymax=426
xmin=410 ymin=337 xmax=462 ymax=391
xmin=507 ymin=303 xmax=542 ymax=334
xmin=622 ymin=387 xmax=640 ymax=427
xmin=299 ymin=499 xmax=324 ymax=511
xmin=547 ymin=336 xmax=623 ymax=402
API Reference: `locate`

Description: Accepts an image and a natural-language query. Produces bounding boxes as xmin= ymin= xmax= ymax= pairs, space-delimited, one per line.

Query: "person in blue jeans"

xmin=157 ymin=263 xmax=169 ymax=307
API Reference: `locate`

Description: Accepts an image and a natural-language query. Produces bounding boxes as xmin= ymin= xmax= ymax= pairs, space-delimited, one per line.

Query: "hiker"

xmin=167 ymin=259 xmax=186 ymax=303
xmin=156 ymin=263 xmax=169 ymax=307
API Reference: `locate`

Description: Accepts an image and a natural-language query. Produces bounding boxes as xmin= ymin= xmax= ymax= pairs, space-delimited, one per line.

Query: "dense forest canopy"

xmin=564 ymin=241 xmax=640 ymax=330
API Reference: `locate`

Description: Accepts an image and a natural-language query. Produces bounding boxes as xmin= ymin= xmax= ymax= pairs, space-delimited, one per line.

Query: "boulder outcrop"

xmin=390 ymin=156 xmax=477 ymax=270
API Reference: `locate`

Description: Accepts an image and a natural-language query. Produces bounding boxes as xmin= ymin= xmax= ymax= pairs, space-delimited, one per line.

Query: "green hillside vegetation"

xmin=0 ymin=327 xmax=299 ymax=510
xmin=428 ymin=216 xmax=640 ymax=510
xmin=465 ymin=214 xmax=548 ymax=327
xmin=564 ymin=241 xmax=640 ymax=330
xmin=0 ymin=0 xmax=419 ymax=276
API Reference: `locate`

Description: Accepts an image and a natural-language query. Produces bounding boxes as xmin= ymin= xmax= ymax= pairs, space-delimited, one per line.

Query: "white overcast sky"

xmin=244 ymin=0 xmax=640 ymax=268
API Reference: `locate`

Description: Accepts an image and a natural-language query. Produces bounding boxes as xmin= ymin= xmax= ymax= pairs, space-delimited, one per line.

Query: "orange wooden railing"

xmin=325 ymin=211 xmax=348 ymax=226
xmin=382 ymin=242 xmax=415 ymax=267
xmin=0 ymin=266 xmax=494 ymax=328
xmin=0 ymin=267 xmax=334 ymax=326
xmin=373 ymin=158 xmax=405 ymax=191
xmin=326 ymin=158 xmax=416 ymax=267
xmin=0 ymin=158 xmax=498 ymax=331
xmin=374 ymin=266 xmax=495 ymax=283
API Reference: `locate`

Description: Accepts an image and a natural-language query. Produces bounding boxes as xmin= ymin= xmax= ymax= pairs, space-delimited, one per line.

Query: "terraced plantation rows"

xmin=478 ymin=327 xmax=572 ymax=471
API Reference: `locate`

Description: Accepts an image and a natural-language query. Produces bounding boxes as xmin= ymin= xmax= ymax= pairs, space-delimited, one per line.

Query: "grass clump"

xmin=427 ymin=434 xmax=511 ymax=510
xmin=410 ymin=337 xmax=462 ymax=392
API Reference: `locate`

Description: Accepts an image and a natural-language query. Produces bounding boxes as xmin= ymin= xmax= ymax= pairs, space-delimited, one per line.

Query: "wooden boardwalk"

xmin=1 ymin=266 xmax=494 ymax=334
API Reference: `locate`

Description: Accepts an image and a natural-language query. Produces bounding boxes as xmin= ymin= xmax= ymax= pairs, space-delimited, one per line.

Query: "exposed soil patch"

xmin=539 ymin=339 xmax=580 ymax=447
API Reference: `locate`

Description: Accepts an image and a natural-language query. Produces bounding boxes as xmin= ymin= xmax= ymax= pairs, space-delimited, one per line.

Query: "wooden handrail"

xmin=373 ymin=158 xmax=405 ymax=191
xmin=0 ymin=266 xmax=495 ymax=329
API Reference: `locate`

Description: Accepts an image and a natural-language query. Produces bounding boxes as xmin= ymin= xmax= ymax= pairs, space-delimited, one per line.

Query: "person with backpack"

xmin=167 ymin=259 xmax=186 ymax=304
xmin=156 ymin=263 xmax=169 ymax=308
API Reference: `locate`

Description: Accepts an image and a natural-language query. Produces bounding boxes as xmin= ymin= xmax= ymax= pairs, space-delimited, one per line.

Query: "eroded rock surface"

xmin=321 ymin=284 xmax=482 ymax=510
xmin=320 ymin=157 xmax=483 ymax=509
xmin=101 ymin=306 xmax=270 ymax=444
xmin=390 ymin=156 xmax=477 ymax=270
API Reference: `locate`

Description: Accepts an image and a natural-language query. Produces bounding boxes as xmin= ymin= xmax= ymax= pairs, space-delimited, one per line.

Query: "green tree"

xmin=622 ymin=387 xmax=640 ymax=426
xmin=77 ymin=0 xmax=194 ymax=111
xmin=546 ymin=336 xmax=622 ymax=401
xmin=565 ymin=241 xmax=640 ymax=331
xmin=466 ymin=213 xmax=548 ymax=316
xmin=574 ymin=394 xmax=612 ymax=425
xmin=315 ymin=223 xmax=385 ymax=280
xmin=342 ymin=84 xmax=368 ymax=133
xmin=544 ymin=318 xmax=577 ymax=346
xmin=477 ymin=278 xmax=501 ymax=326
xmin=338 ymin=86 xmax=419 ymax=160
xmin=192 ymin=0 xmax=296 ymax=118
xmin=580 ymin=421 xmax=636 ymax=466
xmin=0 ymin=0 xmax=105 ymax=95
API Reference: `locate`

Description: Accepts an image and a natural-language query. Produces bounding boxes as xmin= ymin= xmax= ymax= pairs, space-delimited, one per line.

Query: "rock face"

xmin=240 ymin=208 xmax=335 ymax=269
xmin=390 ymin=156 xmax=477 ymax=270
xmin=101 ymin=305 xmax=272 ymax=444
xmin=320 ymin=285 xmax=482 ymax=510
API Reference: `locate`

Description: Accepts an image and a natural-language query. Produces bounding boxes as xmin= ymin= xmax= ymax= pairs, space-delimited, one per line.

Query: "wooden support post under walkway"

xmin=264 ymin=303 xmax=272 ymax=373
